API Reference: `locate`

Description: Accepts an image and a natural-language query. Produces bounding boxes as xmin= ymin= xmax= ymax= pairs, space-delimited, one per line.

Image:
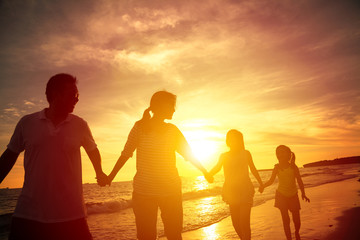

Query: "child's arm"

xmin=259 ymin=166 xmax=278 ymax=193
xmin=247 ymin=152 xmax=263 ymax=187
xmin=209 ymin=155 xmax=225 ymax=177
xmin=294 ymin=165 xmax=310 ymax=202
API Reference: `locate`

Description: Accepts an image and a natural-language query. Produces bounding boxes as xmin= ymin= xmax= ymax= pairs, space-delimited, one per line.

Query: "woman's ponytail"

xmin=141 ymin=107 xmax=151 ymax=121
xmin=139 ymin=107 xmax=151 ymax=131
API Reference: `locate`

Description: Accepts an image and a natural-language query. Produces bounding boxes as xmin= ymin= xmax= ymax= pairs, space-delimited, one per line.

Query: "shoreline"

xmin=160 ymin=177 xmax=360 ymax=240
xmin=1 ymin=174 xmax=359 ymax=239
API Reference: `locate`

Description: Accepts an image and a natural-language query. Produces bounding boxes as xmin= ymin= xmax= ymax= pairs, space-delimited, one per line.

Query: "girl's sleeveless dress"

xmin=222 ymin=150 xmax=255 ymax=206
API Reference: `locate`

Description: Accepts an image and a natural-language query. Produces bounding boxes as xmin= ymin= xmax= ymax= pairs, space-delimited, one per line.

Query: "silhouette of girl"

xmin=209 ymin=129 xmax=263 ymax=240
xmin=107 ymin=91 xmax=213 ymax=240
xmin=259 ymin=145 xmax=310 ymax=240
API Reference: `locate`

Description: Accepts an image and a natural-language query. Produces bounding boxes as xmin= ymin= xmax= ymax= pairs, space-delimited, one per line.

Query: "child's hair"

xmin=226 ymin=129 xmax=245 ymax=150
xmin=290 ymin=152 xmax=296 ymax=165
xmin=276 ymin=145 xmax=292 ymax=163
xmin=140 ymin=91 xmax=176 ymax=129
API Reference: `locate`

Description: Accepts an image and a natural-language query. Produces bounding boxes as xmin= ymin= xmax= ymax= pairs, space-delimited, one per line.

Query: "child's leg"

xmin=279 ymin=209 xmax=292 ymax=240
xmin=291 ymin=210 xmax=301 ymax=240
xmin=229 ymin=204 xmax=243 ymax=238
xmin=238 ymin=205 xmax=252 ymax=240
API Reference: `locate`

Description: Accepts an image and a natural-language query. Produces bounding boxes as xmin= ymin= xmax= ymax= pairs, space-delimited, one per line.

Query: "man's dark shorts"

xmin=9 ymin=217 xmax=93 ymax=240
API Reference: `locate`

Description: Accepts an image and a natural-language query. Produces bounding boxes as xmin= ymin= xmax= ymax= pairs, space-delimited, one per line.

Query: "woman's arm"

xmin=187 ymin=156 xmax=214 ymax=183
xmin=294 ymin=165 xmax=310 ymax=202
xmin=107 ymin=123 xmax=139 ymax=185
xmin=248 ymin=152 xmax=263 ymax=187
xmin=108 ymin=154 xmax=130 ymax=184
xmin=176 ymin=127 xmax=213 ymax=183
xmin=179 ymin=142 xmax=214 ymax=183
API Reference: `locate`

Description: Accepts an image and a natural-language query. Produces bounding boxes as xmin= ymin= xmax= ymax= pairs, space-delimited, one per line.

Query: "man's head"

xmin=46 ymin=73 xmax=79 ymax=114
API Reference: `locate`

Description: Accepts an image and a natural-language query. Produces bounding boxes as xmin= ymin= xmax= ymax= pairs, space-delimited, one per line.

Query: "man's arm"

xmin=0 ymin=149 xmax=20 ymax=184
xmin=85 ymin=148 xmax=108 ymax=186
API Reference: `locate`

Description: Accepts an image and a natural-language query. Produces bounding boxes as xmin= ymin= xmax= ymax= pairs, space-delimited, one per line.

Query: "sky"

xmin=0 ymin=0 xmax=359 ymax=188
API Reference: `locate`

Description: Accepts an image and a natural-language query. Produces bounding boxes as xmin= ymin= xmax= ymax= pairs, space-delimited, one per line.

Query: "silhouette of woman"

xmin=107 ymin=91 xmax=213 ymax=240
xmin=209 ymin=130 xmax=263 ymax=240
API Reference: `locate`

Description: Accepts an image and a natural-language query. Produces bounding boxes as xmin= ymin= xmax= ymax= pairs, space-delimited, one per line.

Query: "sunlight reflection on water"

xmin=202 ymin=224 xmax=220 ymax=240
xmin=193 ymin=176 xmax=209 ymax=191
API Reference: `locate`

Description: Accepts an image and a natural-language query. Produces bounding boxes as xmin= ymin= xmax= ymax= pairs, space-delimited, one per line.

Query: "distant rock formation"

xmin=303 ymin=156 xmax=360 ymax=168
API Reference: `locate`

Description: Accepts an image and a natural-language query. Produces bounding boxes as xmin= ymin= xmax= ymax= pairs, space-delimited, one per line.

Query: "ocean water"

xmin=0 ymin=163 xmax=359 ymax=240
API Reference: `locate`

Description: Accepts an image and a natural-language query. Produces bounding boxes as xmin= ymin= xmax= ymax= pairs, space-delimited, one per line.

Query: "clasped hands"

xmin=258 ymin=184 xmax=265 ymax=193
xmin=96 ymin=172 xmax=111 ymax=187
xmin=96 ymin=171 xmax=214 ymax=187
xmin=204 ymin=171 xmax=214 ymax=183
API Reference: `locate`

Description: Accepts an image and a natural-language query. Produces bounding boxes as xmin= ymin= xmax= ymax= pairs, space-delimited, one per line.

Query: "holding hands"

xmin=204 ymin=171 xmax=214 ymax=183
xmin=258 ymin=184 xmax=265 ymax=193
xmin=96 ymin=172 xmax=110 ymax=187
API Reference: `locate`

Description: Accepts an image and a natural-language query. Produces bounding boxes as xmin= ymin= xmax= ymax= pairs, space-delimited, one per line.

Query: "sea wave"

xmin=86 ymin=199 xmax=132 ymax=215
xmin=182 ymin=187 xmax=222 ymax=201
xmin=85 ymin=188 xmax=224 ymax=215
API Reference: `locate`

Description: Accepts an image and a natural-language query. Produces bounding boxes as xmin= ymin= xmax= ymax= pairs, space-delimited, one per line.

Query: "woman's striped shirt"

xmin=121 ymin=121 xmax=191 ymax=196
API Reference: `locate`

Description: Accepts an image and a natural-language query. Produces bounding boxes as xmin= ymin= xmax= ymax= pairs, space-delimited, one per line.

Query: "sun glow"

xmin=183 ymin=130 xmax=221 ymax=165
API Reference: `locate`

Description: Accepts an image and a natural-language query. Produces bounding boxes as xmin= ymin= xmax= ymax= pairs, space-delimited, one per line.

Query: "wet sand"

xmin=161 ymin=177 xmax=360 ymax=240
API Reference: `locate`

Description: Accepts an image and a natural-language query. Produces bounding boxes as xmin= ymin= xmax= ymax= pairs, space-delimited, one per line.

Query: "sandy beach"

xmin=160 ymin=177 xmax=360 ymax=240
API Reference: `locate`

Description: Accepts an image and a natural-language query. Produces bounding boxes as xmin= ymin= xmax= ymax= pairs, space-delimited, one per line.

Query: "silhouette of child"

xmin=210 ymin=130 xmax=263 ymax=240
xmin=259 ymin=145 xmax=310 ymax=240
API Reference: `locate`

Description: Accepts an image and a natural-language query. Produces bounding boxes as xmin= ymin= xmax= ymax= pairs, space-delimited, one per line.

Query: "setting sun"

xmin=183 ymin=130 xmax=221 ymax=165
xmin=190 ymin=140 xmax=218 ymax=162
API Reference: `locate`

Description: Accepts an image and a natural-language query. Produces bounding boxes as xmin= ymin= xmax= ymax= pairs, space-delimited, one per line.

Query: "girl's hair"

xmin=290 ymin=151 xmax=296 ymax=164
xmin=140 ymin=91 xmax=177 ymax=127
xmin=226 ymin=129 xmax=245 ymax=150
xmin=276 ymin=145 xmax=293 ymax=164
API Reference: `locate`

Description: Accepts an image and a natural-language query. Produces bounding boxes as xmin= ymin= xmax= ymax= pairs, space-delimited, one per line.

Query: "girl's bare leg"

xmin=239 ymin=205 xmax=251 ymax=240
xmin=229 ymin=204 xmax=243 ymax=238
xmin=291 ymin=210 xmax=301 ymax=240
xmin=280 ymin=209 xmax=292 ymax=240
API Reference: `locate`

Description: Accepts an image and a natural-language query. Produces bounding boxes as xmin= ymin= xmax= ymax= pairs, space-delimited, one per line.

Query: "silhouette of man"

xmin=0 ymin=73 xmax=107 ymax=240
